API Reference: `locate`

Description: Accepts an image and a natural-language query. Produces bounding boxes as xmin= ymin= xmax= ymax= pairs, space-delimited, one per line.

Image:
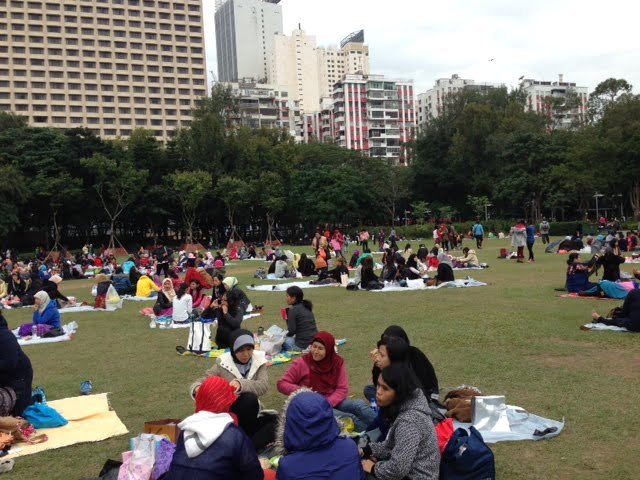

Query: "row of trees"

xmin=412 ymin=78 xmax=639 ymax=222
xmin=0 ymin=77 xmax=639 ymax=250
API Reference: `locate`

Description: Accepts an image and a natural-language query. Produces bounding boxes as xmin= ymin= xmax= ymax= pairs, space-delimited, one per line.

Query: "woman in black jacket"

xmin=297 ymin=253 xmax=316 ymax=277
xmin=215 ymin=289 xmax=244 ymax=349
xmin=8 ymin=271 xmax=26 ymax=298
xmin=364 ymin=325 xmax=439 ymax=400
xmin=0 ymin=313 xmax=33 ymax=416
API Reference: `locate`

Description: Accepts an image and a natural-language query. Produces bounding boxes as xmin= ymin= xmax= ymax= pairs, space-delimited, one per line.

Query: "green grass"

xmin=4 ymin=238 xmax=639 ymax=479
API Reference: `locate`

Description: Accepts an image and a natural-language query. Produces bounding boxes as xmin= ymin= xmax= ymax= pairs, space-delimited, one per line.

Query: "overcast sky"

xmin=203 ymin=0 xmax=640 ymax=94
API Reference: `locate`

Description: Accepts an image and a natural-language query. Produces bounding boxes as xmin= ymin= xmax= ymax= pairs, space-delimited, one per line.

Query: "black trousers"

xmin=527 ymin=242 xmax=535 ymax=261
xmin=230 ymin=392 xmax=278 ymax=451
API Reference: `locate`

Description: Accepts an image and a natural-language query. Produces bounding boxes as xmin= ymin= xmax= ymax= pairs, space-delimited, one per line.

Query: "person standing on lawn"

xmin=510 ymin=220 xmax=527 ymax=263
xmin=539 ymin=218 xmax=551 ymax=244
xmin=526 ymin=220 xmax=536 ymax=263
xmin=472 ymin=219 xmax=484 ymax=249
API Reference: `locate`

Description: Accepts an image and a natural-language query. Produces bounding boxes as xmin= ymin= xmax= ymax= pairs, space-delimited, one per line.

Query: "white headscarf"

xmin=34 ymin=290 xmax=51 ymax=314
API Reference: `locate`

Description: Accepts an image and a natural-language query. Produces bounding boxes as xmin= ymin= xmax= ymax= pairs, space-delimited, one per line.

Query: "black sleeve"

xmin=411 ymin=347 xmax=439 ymax=395
xmin=155 ymin=293 xmax=171 ymax=309
xmin=371 ymin=365 xmax=381 ymax=387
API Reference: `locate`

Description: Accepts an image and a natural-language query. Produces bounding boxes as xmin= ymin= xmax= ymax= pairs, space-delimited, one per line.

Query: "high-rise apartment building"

xmin=223 ymin=78 xmax=302 ymax=141
xmin=270 ymin=28 xmax=370 ymax=113
xmin=215 ymin=0 xmax=283 ymax=83
xmin=304 ymin=74 xmax=416 ymax=166
xmin=519 ymin=75 xmax=588 ymax=129
xmin=0 ymin=0 xmax=208 ymax=140
xmin=269 ymin=28 xmax=320 ymax=114
xmin=317 ymin=30 xmax=369 ymax=99
xmin=416 ymin=74 xmax=504 ymax=127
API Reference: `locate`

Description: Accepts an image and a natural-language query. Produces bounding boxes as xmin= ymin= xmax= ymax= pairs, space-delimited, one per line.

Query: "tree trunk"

xmin=265 ymin=212 xmax=275 ymax=244
xmin=630 ymin=181 xmax=640 ymax=220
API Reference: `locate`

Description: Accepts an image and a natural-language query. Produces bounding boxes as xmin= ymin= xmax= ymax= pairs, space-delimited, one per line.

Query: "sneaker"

xmin=32 ymin=385 xmax=47 ymax=404
xmin=80 ymin=380 xmax=93 ymax=395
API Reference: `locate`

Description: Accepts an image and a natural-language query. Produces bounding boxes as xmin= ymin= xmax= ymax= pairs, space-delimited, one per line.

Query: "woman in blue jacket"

xmin=275 ymin=389 xmax=365 ymax=480
xmin=526 ymin=221 xmax=536 ymax=262
xmin=32 ymin=291 xmax=61 ymax=329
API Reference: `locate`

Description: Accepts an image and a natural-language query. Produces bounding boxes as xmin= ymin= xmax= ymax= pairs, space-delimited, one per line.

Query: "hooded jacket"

xmin=0 ymin=314 xmax=33 ymax=416
xmin=166 ymin=411 xmax=263 ymax=480
xmin=456 ymin=249 xmax=479 ymax=266
xmin=367 ymin=389 xmax=440 ymax=480
xmin=136 ymin=275 xmax=160 ymax=297
xmin=275 ymin=389 xmax=365 ymax=480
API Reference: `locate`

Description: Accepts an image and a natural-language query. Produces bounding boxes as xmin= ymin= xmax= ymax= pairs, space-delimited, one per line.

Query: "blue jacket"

xmin=526 ymin=225 xmax=536 ymax=244
xmin=472 ymin=223 xmax=484 ymax=236
xmin=112 ymin=274 xmax=132 ymax=294
xmin=166 ymin=423 xmax=263 ymax=480
xmin=277 ymin=391 xmax=365 ymax=480
xmin=122 ymin=261 xmax=135 ymax=275
xmin=32 ymin=301 xmax=61 ymax=329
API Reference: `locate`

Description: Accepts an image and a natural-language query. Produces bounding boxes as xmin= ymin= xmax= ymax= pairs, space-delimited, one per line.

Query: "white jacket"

xmin=173 ymin=293 xmax=193 ymax=322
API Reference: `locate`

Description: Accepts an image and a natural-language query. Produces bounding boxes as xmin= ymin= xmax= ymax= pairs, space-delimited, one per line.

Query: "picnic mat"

xmin=4 ymin=393 xmax=128 ymax=459
xmin=122 ymin=295 xmax=157 ymax=302
xmin=580 ymin=322 xmax=632 ymax=332
xmin=371 ymin=278 xmax=488 ymax=292
xmin=59 ymin=305 xmax=120 ymax=314
xmin=148 ymin=313 xmax=261 ymax=329
xmin=454 ymin=405 xmax=564 ymax=443
xmin=14 ymin=322 xmax=78 ymax=346
xmin=247 ymin=281 xmax=341 ymax=292
xmin=624 ymin=257 xmax=640 ymax=263
xmin=558 ymin=293 xmax=618 ymax=301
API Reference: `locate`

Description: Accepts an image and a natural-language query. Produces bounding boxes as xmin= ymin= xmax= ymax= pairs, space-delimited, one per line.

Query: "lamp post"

xmin=593 ymin=192 xmax=604 ymax=221
xmin=484 ymin=203 xmax=493 ymax=221
xmin=613 ymin=193 xmax=623 ymax=219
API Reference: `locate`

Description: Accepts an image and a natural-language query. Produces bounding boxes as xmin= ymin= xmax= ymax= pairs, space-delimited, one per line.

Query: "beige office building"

xmin=0 ymin=0 xmax=208 ymax=140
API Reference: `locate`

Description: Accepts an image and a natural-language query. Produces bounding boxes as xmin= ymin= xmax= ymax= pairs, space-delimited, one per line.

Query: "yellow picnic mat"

xmin=6 ymin=393 xmax=129 ymax=459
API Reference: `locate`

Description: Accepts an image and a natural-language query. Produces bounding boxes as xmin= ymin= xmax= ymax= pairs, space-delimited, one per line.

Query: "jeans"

xmin=281 ymin=336 xmax=299 ymax=352
xmin=334 ymin=399 xmax=377 ymax=432
xmin=363 ymin=384 xmax=376 ymax=402
xmin=475 ymin=235 xmax=483 ymax=248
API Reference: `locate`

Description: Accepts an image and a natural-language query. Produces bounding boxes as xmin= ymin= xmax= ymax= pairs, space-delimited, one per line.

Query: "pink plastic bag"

xmin=118 ymin=435 xmax=156 ymax=480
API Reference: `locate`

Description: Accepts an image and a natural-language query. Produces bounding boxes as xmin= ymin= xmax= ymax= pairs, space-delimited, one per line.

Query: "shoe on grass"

xmin=0 ymin=459 xmax=15 ymax=474
xmin=80 ymin=380 xmax=93 ymax=395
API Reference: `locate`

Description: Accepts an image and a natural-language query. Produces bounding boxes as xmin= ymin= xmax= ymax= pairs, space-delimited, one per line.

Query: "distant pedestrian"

xmin=472 ymin=219 xmax=484 ymax=249
xmin=526 ymin=221 xmax=536 ymax=262
xmin=539 ymin=218 xmax=550 ymax=244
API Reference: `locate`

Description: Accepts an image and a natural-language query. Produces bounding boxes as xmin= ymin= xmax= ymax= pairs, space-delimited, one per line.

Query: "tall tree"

xmin=81 ymin=154 xmax=148 ymax=250
xmin=215 ymin=176 xmax=252 ymax=243
xmin=168 ymin=171 xmax=212 ymax=245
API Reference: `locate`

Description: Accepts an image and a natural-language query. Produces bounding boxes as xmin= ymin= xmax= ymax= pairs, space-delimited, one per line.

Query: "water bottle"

xmin=32 ymin=324 xmax=38 ymax=338
xmin=257 ymin=326 xmax=264 ymax=336
xmin=370 ymin=397 xmax=378 ymax=414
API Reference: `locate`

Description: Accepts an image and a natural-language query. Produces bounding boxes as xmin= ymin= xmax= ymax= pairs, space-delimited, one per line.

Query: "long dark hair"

xmin=377 ymin=336 xmax=410 ymax=365
xmin=225 ymin=289 xmax=239 ymax=313
xmin=286 ymin=285 xmax=312 ymax=311
xmin=567 ymin=252 xmax=579 ymax=266
xmin=379 ymin=364 xmax=419 ymax=422
xmin=176 ymin=283 xmax=188 ymax=299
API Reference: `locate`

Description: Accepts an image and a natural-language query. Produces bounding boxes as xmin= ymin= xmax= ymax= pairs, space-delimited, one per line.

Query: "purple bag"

xmin=18 ymin=323 xmax=52 ymax=337
xmin=152 ymin=439 xmax=176 ymax=480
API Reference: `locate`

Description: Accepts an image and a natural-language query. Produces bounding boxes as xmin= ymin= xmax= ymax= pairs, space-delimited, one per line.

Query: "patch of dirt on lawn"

xmin=529 ymin=350 xmax=640 ymax=380
xmin=545 ymin=338 xmax=598 ymax=349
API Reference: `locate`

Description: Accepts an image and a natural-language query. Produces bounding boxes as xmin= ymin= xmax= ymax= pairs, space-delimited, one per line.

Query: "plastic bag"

xmin=259 ymin=325 xmax=287 ymax=355
xmin=106 ymin=284 xmax=123 ymax=310
xmin=91 ymin=285 xmax=97 ymax=297
xmin=118 ymin=434 xmax=156 ymax=480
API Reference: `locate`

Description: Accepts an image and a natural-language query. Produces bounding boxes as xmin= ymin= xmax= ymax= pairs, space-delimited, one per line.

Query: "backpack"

xmin=440 ymin=426 xmax=495 ymax=480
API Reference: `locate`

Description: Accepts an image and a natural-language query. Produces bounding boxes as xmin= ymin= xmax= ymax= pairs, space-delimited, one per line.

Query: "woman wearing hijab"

xmin=32 ymin=291 xmax=61 ymax=329
xmin=277 ymin=332 xmax=376 ymax=432
xmin=0 ymin=313 xmax=33 ymax=417
xmin=191 ymin=329 xmax=276 ymax=450
xmin=365 ymin=326 xmax=439 ymax=401
xmin=275 ymin=390 xmax=365 ymax=480
xmin=166 ymin=376 xmax=264 ymax=479
xmin=153 ymin=278 xmax=175 ymax=316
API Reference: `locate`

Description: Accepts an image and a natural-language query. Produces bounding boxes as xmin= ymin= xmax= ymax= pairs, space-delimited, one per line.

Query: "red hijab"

xmin=195 ymin=376 xmax=238 ymax=425
xmin=303 ymin=331 xmax=344 ymax=396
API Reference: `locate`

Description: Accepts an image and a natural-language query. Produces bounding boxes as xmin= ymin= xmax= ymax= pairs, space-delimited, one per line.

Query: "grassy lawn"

xmin=3 ymin=237 xmax=639 ymax=479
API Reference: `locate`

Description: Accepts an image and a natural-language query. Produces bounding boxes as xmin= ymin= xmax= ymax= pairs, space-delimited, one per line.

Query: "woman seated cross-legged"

xmin=190 ymin=329 xmax=277 ymax=451
xmin=277 ymin=331 xmax=376 ymax=432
